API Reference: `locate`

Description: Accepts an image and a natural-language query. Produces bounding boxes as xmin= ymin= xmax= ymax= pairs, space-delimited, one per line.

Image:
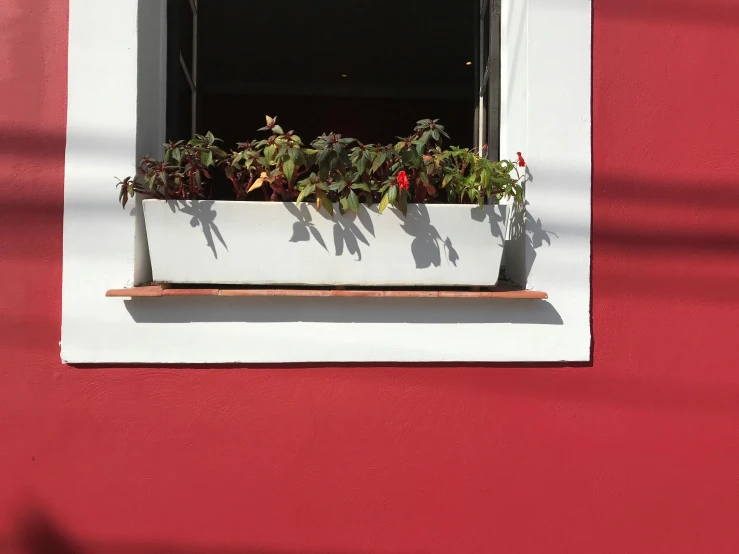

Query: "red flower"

xmin=397 ymin=171 xmax=410 ymax=191
xmin=516 ymin=152 xmax=526 ymax=168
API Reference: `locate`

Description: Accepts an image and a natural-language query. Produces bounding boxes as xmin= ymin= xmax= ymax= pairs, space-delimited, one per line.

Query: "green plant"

xmin=116 ymin=132 xmax=228 ymax=208
xmin=117 ymin=117 xmax=527 ymax=216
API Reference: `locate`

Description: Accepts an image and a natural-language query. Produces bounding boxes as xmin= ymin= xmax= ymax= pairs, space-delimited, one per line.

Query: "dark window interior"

xmin=165 ymin=1 xmax=501 ymax=200
xmin=168 ymin=0 xmax=479 ymax=149
xmin=166 ymin=0 xmax=197 ymax=144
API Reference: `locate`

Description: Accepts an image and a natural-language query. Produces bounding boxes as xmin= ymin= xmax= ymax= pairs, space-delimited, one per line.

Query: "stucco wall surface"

xmin=1 ymin=0 xmax=739 ymax=552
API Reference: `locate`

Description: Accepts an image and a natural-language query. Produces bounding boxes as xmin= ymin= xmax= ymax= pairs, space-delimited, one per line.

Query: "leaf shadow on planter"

xmin=285 ymin=202 xmax=328 ymax=252
xmin=390 ymin=204 xmax=466 ymax=269
xmin=503 ymin=198 xmax=558 ymax=286
xmin=284 ymin=202 xmax=375 ymax=260
xmin=333 ymin=220 xmax=369 ymax=260
xmin=283 ymin=202 xmax=507 ymax=270
xmin=329 ymin=208 xmax=372 ymax=261
xmin=170 ymin=200 xmax=228 ymax=259
xmin=470 ymin=204 xmax=506 ymax=244
xmin=124 ymin=297 xmax=563 ymax=325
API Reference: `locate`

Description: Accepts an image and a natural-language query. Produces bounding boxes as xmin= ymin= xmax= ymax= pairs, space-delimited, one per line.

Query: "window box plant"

xmin=118 ymin=118 xmax=526 ymax=287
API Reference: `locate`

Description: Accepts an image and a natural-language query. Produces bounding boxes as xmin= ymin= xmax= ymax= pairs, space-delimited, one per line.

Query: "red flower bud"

xmin=516 ymin=152 xmax=526 ymax=167
xmin=397 ymin=171 xmax=410 ymax=191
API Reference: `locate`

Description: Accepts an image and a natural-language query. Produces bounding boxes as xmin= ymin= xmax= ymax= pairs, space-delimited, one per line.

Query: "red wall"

xmin=2 ymin=1 xmax=739 ymax=552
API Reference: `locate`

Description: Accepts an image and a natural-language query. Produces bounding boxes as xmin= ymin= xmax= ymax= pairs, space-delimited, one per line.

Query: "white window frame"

xmin=61 ymin=0 xmax=592 ymax=364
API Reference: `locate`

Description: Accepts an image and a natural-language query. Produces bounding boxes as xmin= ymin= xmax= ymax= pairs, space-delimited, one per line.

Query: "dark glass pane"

xmin=168 ymin=0 xmax=194 ymax=78
xmin=477 ymin=0 xmax=500 ymax=159
xmin=481 ymin=0 xmax=490 ymax=93
xmin=166 ymin=1 xmax=195 ymax=141
xmin=485 ymin=0 xmax=500 ymax=159
xmin=197 ymin=0 xmax=477 ymax=149
xmin=166 ymin=68 xmax=193 ymax=142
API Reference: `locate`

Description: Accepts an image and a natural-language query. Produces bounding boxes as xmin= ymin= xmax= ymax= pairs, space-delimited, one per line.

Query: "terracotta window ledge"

xmin=106 ymin=284 xmax=548 ymax=300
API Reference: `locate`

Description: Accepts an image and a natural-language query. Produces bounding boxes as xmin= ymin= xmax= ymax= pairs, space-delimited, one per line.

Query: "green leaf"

xmin=339 ymin=197 xmax=349 ymax=215
xmin=397 ymin=193 xmax=408 ymax=217
xmin=315 ymin=191 xmax=334 ymax=216
xmin=295 ymin=184 xmax=314 ymax=204
xmin=388 ymin=185 xmax=398 ymax=205
xmin=317 ymin=148 xmax=332 ymax=165
xmin=378 ymin=191 xmax=390 ymax=214
xmin=371 ymin=152 xmax=387 ymax=173
xmin=272 ymin=125 xmax=284 ymax=135
xmin=356 ymin=157 xmax=367 ymax=175
xmin=347 ymin=189 xmax=360 ymax=213
xmin=283 ymin=159 xmax=295 ymax=182
xmin=410 ymin=149 xmax=421 ymax=168
xmin=352 ymin=183 xmax=372 ymax=193
xmin=264 ymin=145 xmax=276 ymax=163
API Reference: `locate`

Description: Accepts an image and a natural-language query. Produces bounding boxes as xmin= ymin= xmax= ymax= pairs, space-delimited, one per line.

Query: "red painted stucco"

xmin=2 ymin=0 xmax=739 ymax=552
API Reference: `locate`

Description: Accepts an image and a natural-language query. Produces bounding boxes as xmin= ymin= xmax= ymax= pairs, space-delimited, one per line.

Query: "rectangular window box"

xmin=143 ymin=200 xmax=509 ymax=287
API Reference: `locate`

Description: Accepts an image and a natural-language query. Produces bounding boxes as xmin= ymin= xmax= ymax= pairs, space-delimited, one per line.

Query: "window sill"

xmin=106 ymin=284 xmax=548 ymax=300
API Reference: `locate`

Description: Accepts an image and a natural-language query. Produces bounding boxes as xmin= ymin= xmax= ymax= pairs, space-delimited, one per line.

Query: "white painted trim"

xmin=61 ymin=0 xmax=591 ymax=363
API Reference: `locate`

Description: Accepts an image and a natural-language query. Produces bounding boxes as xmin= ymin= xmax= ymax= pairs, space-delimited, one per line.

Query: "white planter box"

xmin=142 ymin=200 xmax=508 ymax=287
